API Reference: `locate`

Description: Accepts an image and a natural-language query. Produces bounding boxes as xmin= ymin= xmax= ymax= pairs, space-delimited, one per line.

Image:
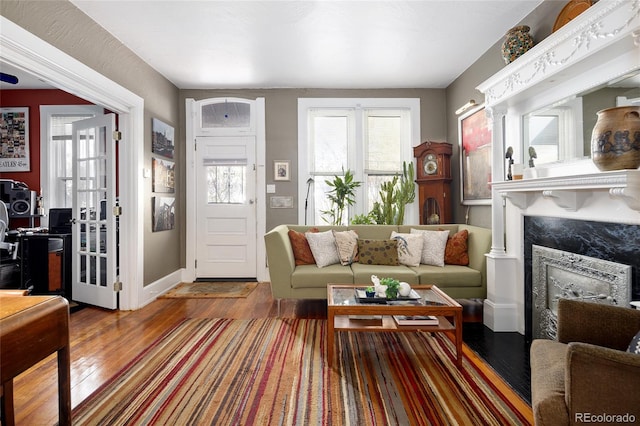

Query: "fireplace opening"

xmin=524 ymin=216 xmax=640 ymax=341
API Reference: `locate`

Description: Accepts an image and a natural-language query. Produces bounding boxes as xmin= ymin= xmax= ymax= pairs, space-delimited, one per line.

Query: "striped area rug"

xmin=73 ymin=318 xmax=532 ymax=425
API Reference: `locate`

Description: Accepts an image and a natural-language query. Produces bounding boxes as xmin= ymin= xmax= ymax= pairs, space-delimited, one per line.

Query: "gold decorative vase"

xmin=591 ymin=106 xmax=640 ymax=171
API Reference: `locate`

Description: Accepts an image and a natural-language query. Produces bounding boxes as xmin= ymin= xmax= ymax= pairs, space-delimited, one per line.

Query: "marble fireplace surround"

xmin=488 ymin=174 xmax=640 ymax=334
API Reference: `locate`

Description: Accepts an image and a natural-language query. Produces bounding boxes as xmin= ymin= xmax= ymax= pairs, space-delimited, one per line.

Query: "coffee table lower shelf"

xmin=328 ymin=315 xmax=461 ymax=367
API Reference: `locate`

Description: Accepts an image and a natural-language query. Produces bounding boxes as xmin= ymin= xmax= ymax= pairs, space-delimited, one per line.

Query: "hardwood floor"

xmin=8 ymin=282 xmax=531 ymax=425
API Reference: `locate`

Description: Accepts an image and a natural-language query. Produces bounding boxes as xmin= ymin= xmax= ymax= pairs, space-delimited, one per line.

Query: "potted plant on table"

xmin=365 ymin=286 xmax=376 ymax=298
xmin=380 ymin=277 xmax=400 ymax=300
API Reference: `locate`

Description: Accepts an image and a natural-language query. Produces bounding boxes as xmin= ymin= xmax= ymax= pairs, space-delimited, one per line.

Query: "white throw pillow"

xmin=410 ymin=229 xmax=450 ymax=267
xmin=305 ymin=230 xmax=340 ymax=268
xmin=333 ymin=230 xmax=358 ymax=265
xmin=390 ymin=231 xmax=423 ymax=267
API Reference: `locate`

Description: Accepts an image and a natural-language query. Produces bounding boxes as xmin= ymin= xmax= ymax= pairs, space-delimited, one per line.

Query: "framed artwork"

xmin=152 ymin=196 xmax=175 ymax=232
xmin=459 ymin=105 xmax=492 ymax=205
xmin=0 ymin=107 xmax=30 ymax=172
xmin=270 ymin=196 xmax=294 ymax=209
xmin=274 ymin=160 xmax=290 ymax=181
xmin=152 ymin=118 xmax=175 ymax=159
xmin=152 ymin=157 xmax=175 ymax=193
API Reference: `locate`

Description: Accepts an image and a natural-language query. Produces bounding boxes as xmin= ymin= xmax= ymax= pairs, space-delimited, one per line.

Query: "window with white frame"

xmin=40 ymin=105 xmax=104 ymax=225
xmin=298 ymin=98 xmax=420 ymax=225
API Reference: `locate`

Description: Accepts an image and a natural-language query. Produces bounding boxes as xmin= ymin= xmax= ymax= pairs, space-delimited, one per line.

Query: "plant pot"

xmin=365 ymin=290 xmax=376 ymax=298
xmin=501 ymin=26 xmax=534 ymax=64
xmin=591 ymin=106 xmax=640 ymax=171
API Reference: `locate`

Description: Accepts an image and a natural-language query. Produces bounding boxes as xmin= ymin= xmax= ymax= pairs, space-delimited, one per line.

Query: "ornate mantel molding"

xmin=478 ymin=0 xmax=640 ymax=107
xmin=493 ymin=170 xmax=640 ymax=212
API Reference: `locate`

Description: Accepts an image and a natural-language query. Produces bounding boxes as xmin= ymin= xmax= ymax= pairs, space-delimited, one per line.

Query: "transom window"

xmin=298 ymin=98 xmax=420 ymax=225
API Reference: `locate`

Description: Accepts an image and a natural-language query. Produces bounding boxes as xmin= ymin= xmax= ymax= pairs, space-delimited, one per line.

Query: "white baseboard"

xmin=483 ymin=299 xmax=519 ymax=332
xmin=139 ymin=269 xmax=184 ymax=308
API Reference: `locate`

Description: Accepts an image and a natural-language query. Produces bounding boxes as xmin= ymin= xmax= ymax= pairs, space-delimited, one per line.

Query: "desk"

xmin=18 ymin=233 xmax=72 ymax=298
xmin=0 ymin=296 xmax=71 ymax=425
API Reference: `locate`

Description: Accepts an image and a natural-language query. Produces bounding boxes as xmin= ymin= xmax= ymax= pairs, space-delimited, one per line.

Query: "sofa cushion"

xmin=351 ymin=263 xmax=419 ymax=285
xmin=629 ymin=330 xmax=640 ymax=354
xmin=391 ymin=232 xmax=423 ymax=267
xmin=530 ymin=339 xmax=570 ymax=425
xmin=288 ymin=228 xmax=318 ymax=265
xmin=306 ymin=230 xmax=340 ymax=268
xmin=411 ymin=265 xmax=482 ymax=287
xmin=410 ymin=229 xmax=449 ymax=267
xmin=357 ymin=239 xmax=399 ymax=266
xmin=333 ymin=230 xmax=359 ymax=266
xmin=291 ymin=264 xmax=354 ymax=289
xmin=444 ymin=229 xmax=469 ymax=266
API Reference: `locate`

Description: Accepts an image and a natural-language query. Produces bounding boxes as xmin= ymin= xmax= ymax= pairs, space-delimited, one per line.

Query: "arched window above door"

xmin=197 ymin=98 xmax=255 ymax=135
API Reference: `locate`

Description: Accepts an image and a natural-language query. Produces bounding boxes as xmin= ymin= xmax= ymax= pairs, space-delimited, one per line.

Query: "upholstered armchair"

xmin=530 ymin=298 xmax=640 ymax=425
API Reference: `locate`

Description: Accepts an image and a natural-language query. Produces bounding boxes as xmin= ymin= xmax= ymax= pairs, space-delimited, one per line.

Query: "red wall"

xmin=1 ymin=89 xmax=93 ymax=189
xmin=1 ymin=90 xmax=93 ymax=227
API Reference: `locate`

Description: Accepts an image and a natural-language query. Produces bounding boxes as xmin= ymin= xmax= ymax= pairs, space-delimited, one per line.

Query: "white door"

xmin=195 ymin=135 xmax=257 ymax=278
xmin=71 ymin=114 xmax=118 ymax=309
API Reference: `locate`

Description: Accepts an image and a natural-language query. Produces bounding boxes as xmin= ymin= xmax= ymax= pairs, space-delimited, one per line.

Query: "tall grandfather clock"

xmin=413 ymin=141 xmax=452 ymax=224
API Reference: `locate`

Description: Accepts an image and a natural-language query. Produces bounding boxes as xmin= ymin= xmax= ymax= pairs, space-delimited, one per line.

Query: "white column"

xmin=483 ymin=106 xmax=519 ymax=331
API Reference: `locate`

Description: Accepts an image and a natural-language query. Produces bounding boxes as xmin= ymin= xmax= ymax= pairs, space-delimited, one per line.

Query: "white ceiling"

xmin=65 ymin=0 xmax=544 ymax=90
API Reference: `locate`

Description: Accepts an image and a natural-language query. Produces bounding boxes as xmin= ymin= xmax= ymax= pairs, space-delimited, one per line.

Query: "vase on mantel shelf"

xmin=591 ymin=106 xmax=640 ymax=171
xmin=501 ymin=25 xmax=534 ymax=64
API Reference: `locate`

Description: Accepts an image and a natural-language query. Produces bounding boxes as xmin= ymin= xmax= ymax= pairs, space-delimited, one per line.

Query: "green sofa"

xmin=264 ymin=224 xmax=491 ymax=301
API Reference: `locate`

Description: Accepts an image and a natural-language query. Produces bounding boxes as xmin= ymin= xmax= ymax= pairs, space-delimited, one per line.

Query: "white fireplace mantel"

xmin=477 ymin=0 xmax=640 ymax=333
xmin=492 ymin=170 xmax=640 ymax=212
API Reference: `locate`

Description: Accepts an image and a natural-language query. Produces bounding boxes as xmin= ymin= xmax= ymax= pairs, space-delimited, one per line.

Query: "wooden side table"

xmin=0 ymin=296 xmax=71 ymax=425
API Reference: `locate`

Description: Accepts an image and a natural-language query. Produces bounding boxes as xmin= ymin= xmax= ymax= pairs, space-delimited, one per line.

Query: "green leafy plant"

xmin=321 ymin=168 xmax=361 ymax=225
xmin=350 ymin=212 xmax=377 ymax=225
xmin=380 ymin=277 xmax=400 ymax=299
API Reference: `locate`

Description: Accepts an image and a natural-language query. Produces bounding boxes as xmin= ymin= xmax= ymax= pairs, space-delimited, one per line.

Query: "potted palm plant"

xmin=321 ymin=168 xmax=361 ymax=225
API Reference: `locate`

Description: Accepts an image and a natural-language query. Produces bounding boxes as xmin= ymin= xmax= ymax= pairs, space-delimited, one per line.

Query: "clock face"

xmin=423 ymin=154 xmax=438 ymax=175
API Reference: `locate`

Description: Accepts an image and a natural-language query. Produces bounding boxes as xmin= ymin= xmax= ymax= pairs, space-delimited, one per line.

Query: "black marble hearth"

xmin=524 ymin=216 xmax=640 ymax=341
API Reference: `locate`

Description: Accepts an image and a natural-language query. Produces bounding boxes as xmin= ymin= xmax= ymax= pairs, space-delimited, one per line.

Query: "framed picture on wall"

xmin=0 ymin=107 xmax=30 ymax=172
xmin=459 ymin=105 xmax=492 ymax=205
xmin=152 ymin=157 xmax=175 ymax=193
xmin=152 ymin=117 xmax=175 ymax=159
xmin=274 ymin=160 xmax=290 ymax=181
xmin=152 ymin=196 xmax=175 ymax=232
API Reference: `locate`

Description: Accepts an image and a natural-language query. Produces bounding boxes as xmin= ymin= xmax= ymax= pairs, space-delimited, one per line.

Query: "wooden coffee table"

xmin=327 ymin=284 xmax=463 ymax=367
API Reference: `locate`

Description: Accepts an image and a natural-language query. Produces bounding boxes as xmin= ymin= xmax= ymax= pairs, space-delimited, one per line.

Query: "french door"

xmin=71 ymin=114 xmax=118 ymax=309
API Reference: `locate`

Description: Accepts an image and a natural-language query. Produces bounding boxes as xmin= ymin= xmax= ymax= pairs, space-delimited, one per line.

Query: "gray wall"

xmin=0 ymin=0 xmax=182 ymax=285
xmin=444 ymin=0 xmax=566 ymax=227
xmin=180 ymin=88 xmax=446 ymax=234
xmin=2 ymin=0 xmax=581 ymax=285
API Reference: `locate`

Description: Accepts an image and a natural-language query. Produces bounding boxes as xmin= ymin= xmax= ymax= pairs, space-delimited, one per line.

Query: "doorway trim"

xmin=185 ymin=98 xmax=267 ymax=283
xmin=1 ymin=16 xmax=144 ymax=310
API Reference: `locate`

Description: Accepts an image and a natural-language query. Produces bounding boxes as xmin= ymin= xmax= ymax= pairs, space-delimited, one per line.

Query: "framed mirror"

xmin=522 ymin=69 xmax=640 ymax=168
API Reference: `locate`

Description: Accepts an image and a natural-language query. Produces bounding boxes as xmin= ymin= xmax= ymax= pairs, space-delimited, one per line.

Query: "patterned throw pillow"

xmin=357 ymin=239 xmax=399 ymax=266
xmin=288 ymin=228 xmax=318 ymax=265
xmin=628 ymin=330 xmax=640 ymax=354
xmin=391 ymin=232 xmax=423 ymax=267
xmin=333 ymin=230 xmax=359 ymax=265
xmin=410 ymin=229 xmax=450 ymax=267
xmin=444 ymin=229 xmax=470 ymax=266
xmin=306 ymin=230 xmax=340 ymax=268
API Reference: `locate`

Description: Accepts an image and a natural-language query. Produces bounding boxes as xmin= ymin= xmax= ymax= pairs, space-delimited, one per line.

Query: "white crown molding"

xmin=478 ymin=0 xmax=640 ymax=107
